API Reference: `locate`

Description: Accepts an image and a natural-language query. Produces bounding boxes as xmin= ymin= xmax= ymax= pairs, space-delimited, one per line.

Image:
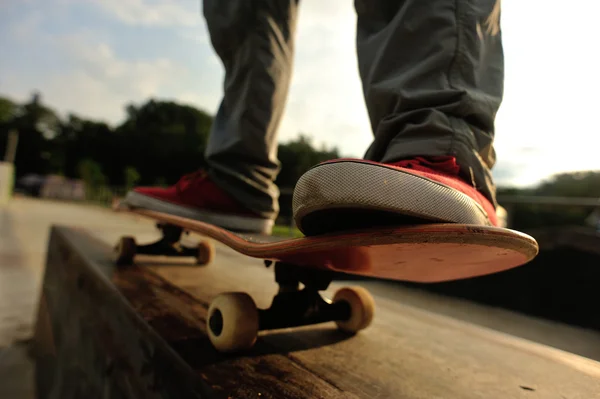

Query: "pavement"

xmin=1 ymin=196 xmax=600 ymax=398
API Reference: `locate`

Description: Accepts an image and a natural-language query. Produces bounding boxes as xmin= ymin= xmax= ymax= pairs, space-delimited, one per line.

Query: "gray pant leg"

xmin=202 ymin=0 xmax=299 ymax=219
xmin=355 ymin=0 xmax=503 ymax=206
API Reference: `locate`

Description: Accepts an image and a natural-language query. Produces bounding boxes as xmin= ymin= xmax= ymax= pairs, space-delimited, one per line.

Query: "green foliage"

xmin=498 ymin=171 xmax=600 ymax=230
xmin=276 ymin=134 xmax=339 ymax=186
xmin=275 ymin=134 xmax=339 ymax=220
xmin=272 ymin=225 xmax=303 ymax=238
xmin=0 ymin=97 xmax=17 ymax=123
xmin=154 ymin=176 xmax=168 ymax=187
xmin=116 ymin=99 xmax=213 ymax=185
xmin=0 ymin=92 xmax=60 ymax=174
xmin=2 ymin=90 xmax=598 ymax=230
xmin=535 ymin=171 xmax=600 ymax=198
xmin=0 ymin=92 xmax=340 ymax=191
xmin=0 ymin=94 xmax=215 ymax=187
xmin=77 ymin=158 xmax=106 ymax=188
xmin=124 ymin=166 xmax=140 ymax=191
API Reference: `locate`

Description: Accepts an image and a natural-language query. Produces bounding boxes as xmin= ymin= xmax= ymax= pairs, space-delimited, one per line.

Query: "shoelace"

xmin=391 ymin=156 xmax=460 ymax=177
xmin=175 ymin=170 xmax=208 ymax=195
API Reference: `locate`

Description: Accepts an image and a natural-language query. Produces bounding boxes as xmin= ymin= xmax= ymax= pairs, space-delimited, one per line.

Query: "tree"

xmin=124 ymin=166 xmax=141 ymax=191
xmin=535 ymin=171 xmax=600 ymax=198
xmin=0 ymin=92 xmax=60 ymax=176
xmin=500 ymin=171 xmax=600 ymax=230
xmin=6 ymin=89 xmax=598 ymax=231
xmin=275 ymin=135 xmax=340 ymax=221
xmin=0 ymin=97 xmax=17 ymax=124
xmin=116 ymin=99 xmax=213 ymax=185
xmin=55 ymin=114 xmax=117 ymax=182
xmin=276 ymin=134 xmax=339 ymax=188
xmin=78 ymin=158 xmax=106 ymax=189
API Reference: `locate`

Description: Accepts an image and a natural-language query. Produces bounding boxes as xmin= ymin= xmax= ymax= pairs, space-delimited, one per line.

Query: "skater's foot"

xmin=292 ymin=157 xmax=499 ymax=235
xmin=123 ymin=170 xmax=274 ymax=234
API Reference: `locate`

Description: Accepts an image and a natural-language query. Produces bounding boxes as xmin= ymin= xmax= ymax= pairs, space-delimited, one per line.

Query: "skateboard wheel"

xmin=207 ymin=292 xmax=259 ymax=352
xmin=333 ymin=286 xmax=375 ymax=333
xmin=196 ymin=240 xmax=215 ymax=265
xmin=114 ymin=236 xmax=136 ymax=265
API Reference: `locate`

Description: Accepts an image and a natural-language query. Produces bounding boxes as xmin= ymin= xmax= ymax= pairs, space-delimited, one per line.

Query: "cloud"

xmin=0 ymin=0 xmax=209 ymax=124
xmin=0 ymin=0 xmax=376 ymax=158
xmin=492 ymin=158 xmax=528 ymax=187
xmin=2 ymin=33 xmax=188 ymax=123
xmin=7 ymin=9 xmax=43 ymax=41
xmin=277 ymin=0 xmax=372 ymax=156
xmin=47 ymin=37 xmax=188 ymax=122
xmin=67 ymin=0 xmax=210 ymax=47
xmin=83 ymin=0 xmax=200 ymax=28
xmin=2 ymin=0 xmax=598 ymax=188
xmin=493 ymin=0 xmax=600 ymax=185
xmin=62 ymin=36 xmax=180 ymax=93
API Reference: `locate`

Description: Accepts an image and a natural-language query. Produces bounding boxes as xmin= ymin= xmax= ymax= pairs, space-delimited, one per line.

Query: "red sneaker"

xmin=123 ymin=170 xmax=274 ymax=234
xmin=292 ymin=157 xmax=499 ymax=235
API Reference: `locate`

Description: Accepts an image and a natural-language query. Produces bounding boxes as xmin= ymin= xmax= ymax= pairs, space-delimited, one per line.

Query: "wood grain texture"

xmin=146 ymin=249 xmax=600 ymax=399
xmin=119 ymin=208 xmax=539 ymax=282
xmin=33 ymin=227 xmax=214 ymax=399
xmin=33 ymin=226 xmax=600 ymax=399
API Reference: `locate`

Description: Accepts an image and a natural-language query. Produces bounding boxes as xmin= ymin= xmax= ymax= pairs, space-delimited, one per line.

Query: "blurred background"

xmin=1 ymin=0 xmax=599 ymax=227
xmin=1 ymin=0 xmax=599 ymax=397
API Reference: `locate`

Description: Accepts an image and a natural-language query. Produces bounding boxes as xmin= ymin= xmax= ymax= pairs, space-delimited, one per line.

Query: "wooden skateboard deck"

xmin=113 ymin=202 xmax=539 ymax=352
xmin=115 ymin=204 xmax=538 ymax=283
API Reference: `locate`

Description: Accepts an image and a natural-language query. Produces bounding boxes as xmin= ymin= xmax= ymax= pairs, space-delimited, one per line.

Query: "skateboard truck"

xmin=206 ymin=261 xmax=375 ymax=353
xmin=113 ymin=223 xmax=215 ymax=266
xmin=113 ymin=206 xmax=539 ymax=353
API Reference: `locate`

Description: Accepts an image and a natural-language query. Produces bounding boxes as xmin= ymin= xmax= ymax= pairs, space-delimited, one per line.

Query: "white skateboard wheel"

xmin=207 ymin=292 xmax=259 ymax=352
xmin=333 ymin=286 xmax=375 ymax=333
xmin=114 ymin=236 xmax=136 ymax=265
xmin=196 ymin=240 xmax=215 ymax=265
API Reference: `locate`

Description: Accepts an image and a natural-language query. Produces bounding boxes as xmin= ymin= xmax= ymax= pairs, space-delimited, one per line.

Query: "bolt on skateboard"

xmin=114 ymin=202 xmax=539 ymax=353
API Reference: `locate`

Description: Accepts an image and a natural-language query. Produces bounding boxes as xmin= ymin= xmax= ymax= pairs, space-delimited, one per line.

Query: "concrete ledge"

xmin=32 ymin=226 xmax=600 ymax=398
xmin=32 ymin=227 xmax=213 ymax=398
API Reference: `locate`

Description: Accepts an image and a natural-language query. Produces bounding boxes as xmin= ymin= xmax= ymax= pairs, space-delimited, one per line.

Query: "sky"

xmin=0 ymin=0 xmax=598 ymax=188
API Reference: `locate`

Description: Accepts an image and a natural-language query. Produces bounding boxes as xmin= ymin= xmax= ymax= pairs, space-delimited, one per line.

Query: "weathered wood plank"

xmin=148 ymin=248 xmax=600 ymax=399
xmin=32 ymin=227 xmax=347 ymax=399
xmin=33 ymin=226 xmax=215 ymax=398
xmin=33 ymin=226 xmax=600 ymax=399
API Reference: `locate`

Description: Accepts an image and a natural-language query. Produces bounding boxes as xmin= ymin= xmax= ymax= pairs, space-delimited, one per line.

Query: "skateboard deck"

xmin=114 ymin=204 xmax=538 ymax=283
xmin=113 ymin=202 xmax=538 ymax=353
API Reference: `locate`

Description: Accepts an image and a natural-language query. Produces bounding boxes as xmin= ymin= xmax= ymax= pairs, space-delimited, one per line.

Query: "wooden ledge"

xmin=32 ymin=226 xmax=600 ymax=398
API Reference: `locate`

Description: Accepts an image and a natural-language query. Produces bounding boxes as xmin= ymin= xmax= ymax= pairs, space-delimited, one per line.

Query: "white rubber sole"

xmin=292 ymin=160 xmax=492 ymax=232
xmin=123 ymin=191 xmax=274 ymax=234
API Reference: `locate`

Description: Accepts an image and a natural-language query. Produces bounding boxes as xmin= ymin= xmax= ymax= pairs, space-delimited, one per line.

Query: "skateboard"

xmin=113 ymin=202 xmax=539 ymax=353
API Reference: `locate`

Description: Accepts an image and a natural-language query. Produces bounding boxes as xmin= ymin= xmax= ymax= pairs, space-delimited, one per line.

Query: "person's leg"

xmin=293 ymin=0 xmax=504 ymax=235
xmin=125 ymin=0 xmax=299 ymax=234
xmin=204 ymin=0 xmax=300 ymax=220
xmin=356 ymin=0 xmax=502 ymax=206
